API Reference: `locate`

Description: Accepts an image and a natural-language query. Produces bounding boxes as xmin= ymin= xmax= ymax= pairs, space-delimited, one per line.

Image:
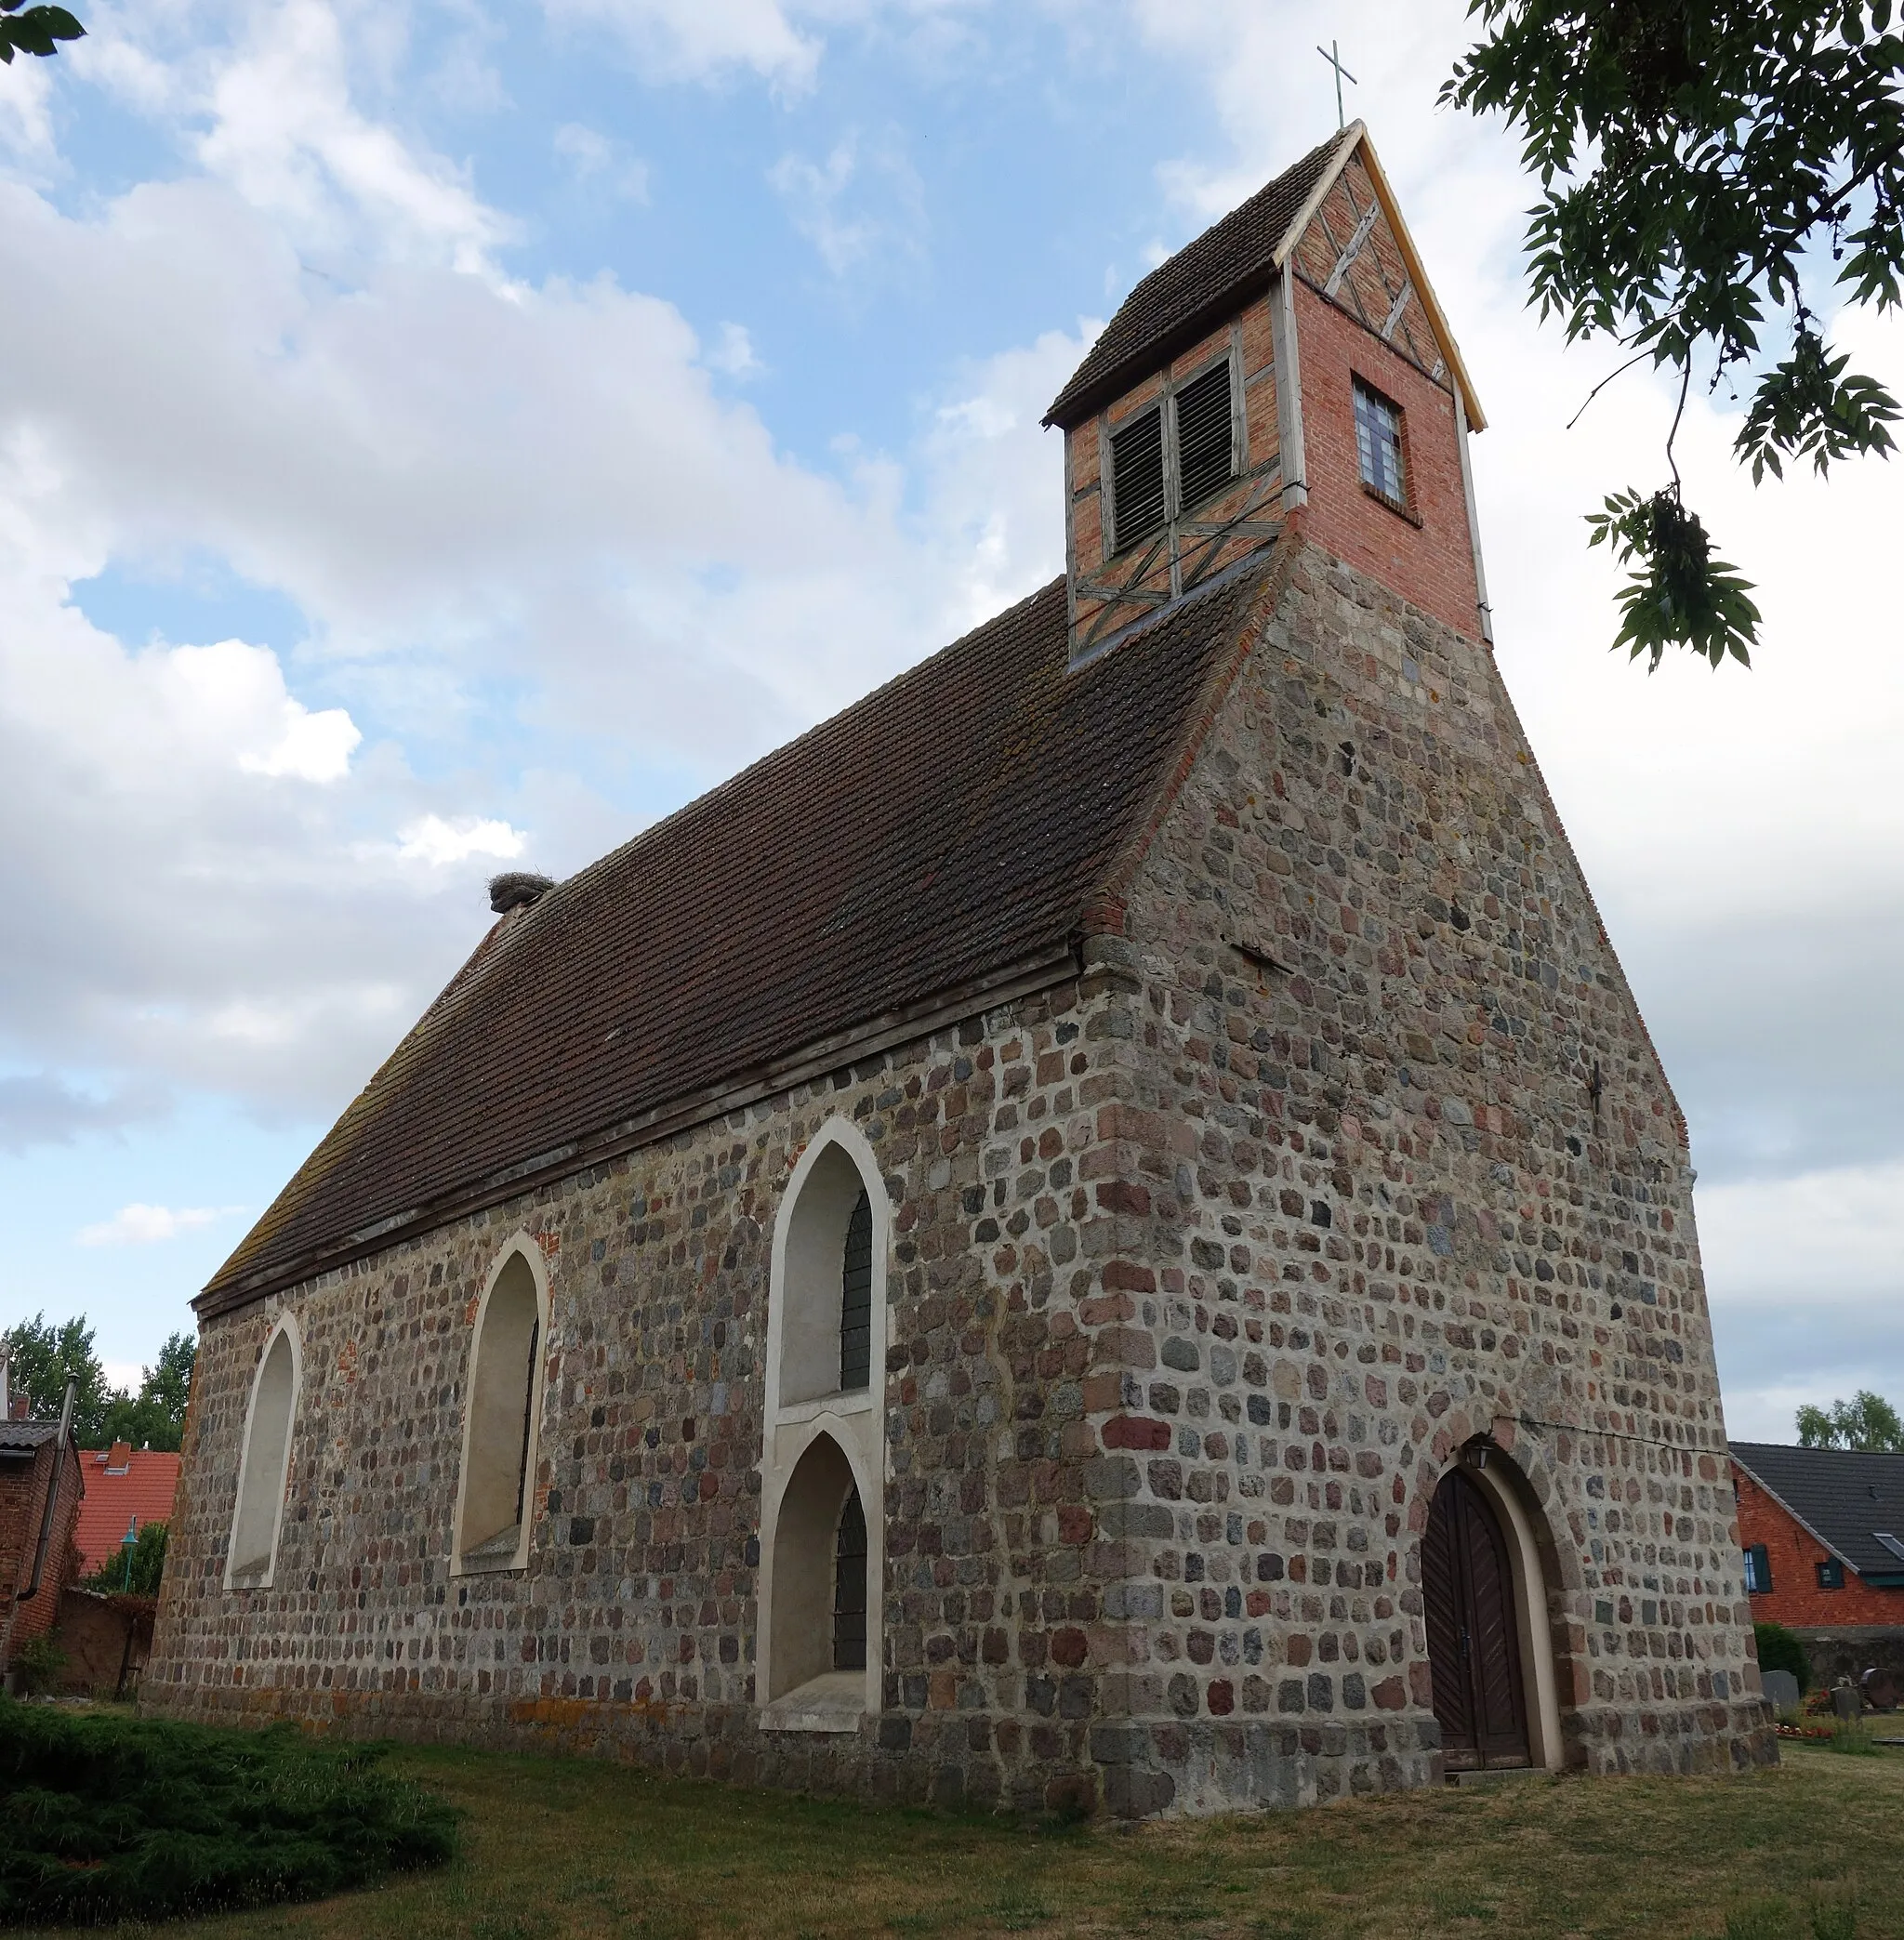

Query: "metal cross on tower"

xmin=1316 ymin=39 xmax=1358 ymax=129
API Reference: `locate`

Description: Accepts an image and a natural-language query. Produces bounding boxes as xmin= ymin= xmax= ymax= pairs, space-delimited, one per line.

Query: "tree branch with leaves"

xmin=0 ymin=0 xmax=81 ymax=65
xmin=1445 ymin=1 xmax=1903 ymax=670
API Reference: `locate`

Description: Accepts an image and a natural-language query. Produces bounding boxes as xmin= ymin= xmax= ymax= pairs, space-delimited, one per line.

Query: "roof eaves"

xmin=195 ymin=938 xmax=1082 ymax=1317
xmin=1730 ymin=1449 xmax=1866 ymax=1577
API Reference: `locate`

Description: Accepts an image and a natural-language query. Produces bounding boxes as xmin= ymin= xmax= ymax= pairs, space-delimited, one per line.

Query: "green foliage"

xmin=1753 ymin=1620 xmax=1811 ymax=1694
xmin=0 ymin=0 xmax=82 ymax=64
xmin=83 ymin=1519 xmax=169 ymax=1597
xmin=1796 ymin=1390 xmax=1904 ymax=1451
xmin=1586 ymin=486 xmax=1760 ymax=668
xmin=1 ymin=1317 xmax=196 ymax=1452
xmin=0 ymin=1697 xmax=457 ymax=1925
xmin=11 ymin=1637 xmax=67 ymax=1699
xmin=1825 ymin=1718 xmax=1880 ymax=1755
xmin=1445 ymin=2 xmax=1904 ymax=667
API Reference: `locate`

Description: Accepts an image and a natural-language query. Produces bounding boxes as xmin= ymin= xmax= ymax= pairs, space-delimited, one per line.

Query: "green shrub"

xmin=1824 ymin=1719 xmax=1878 ymax=1758
xmin=0 ymin=1696 xmax=457 ymax=1926
xmin=12 ymin=1637 xmax=67 ymax=1699
xmin=1754 ymin=1621 xmax=1810 ymax=1695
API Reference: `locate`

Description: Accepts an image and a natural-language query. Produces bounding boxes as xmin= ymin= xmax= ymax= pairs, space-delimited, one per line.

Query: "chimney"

xmin=488 ymin=872 xmax=555 ymax=918
xmin=105 ymin=1440 xmax=133 ymax=1473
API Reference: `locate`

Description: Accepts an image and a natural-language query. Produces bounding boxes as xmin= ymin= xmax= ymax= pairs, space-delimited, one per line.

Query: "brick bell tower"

xmin=1043 ymin=123 xmax=1493 ymax=667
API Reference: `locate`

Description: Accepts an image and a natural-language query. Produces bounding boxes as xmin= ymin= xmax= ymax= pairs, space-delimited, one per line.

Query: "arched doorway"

xmin=1424 ymin=1465 xmax=1531 ymax=1771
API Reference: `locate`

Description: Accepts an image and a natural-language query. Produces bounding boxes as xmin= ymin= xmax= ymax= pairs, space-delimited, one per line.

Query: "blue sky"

xmin=2 ymin=0 xmax=1900 ymax=1438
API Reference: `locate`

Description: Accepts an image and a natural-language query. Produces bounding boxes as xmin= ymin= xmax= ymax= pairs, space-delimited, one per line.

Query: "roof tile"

xmin=205 ymin=558 xmax=1280 ymax=1309
xmin=1044 ymin=129 xmax=1349 ymax=429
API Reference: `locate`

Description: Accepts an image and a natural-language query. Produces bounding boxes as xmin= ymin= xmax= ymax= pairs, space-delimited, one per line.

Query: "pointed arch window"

xmin=840 ymin=1189 xmax=872 ymax=1391
xmin=227 ymin=1322 xmax=298 ymax=1590
xmin=454 ymin=1247 xmax=547 ymax=1575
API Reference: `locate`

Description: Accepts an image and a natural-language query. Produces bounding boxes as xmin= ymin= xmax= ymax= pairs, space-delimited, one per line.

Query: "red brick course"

xmin=1292 ymin=277 xmax=1483 ymax=642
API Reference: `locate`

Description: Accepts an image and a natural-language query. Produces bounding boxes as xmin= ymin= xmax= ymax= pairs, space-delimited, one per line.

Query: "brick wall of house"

xmin=1733 ymin=1461 xmax=1904 ymax=1629
xmin=2 ymin=1440 xmax=84 ymax=1667
xmin=1070 ymin=537 xmax=1765 ymax=1808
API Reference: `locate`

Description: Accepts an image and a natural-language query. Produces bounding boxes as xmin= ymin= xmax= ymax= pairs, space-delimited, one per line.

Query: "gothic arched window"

xmin=454 ymin=1244 xmax=547 ymax=1575
xmin=227 ymin=1319 xmax=298 ymax=1590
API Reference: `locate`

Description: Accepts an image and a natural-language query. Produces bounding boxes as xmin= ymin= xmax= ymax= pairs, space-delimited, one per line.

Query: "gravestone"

xmin=1831 ymin=1681 xmax=1862 ymax=1722
xmin=1760 ymin=1668 xmax=1801 ymax=1712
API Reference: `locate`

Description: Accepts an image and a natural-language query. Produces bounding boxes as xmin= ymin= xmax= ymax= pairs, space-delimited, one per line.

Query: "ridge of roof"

xmin=1043 ymin=125 xmax=1355 ymax=431
xmin=1043 ymin=125 xmax=1485 ymax=435
xmin=1731 ymin=1440 xmax=1904 ymax=1581
xmin=202 ymin=553 xmax=1286 ymax=1313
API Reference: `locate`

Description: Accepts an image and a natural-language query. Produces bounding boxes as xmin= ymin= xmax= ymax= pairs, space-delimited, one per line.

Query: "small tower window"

xmin=1109 ymin=406 xmax=1166 ymax=553
xmin=1354 ymin=378 xmax=1408 ymax=509
xmin=832 ymin=1484 xmax=868 ymax=1670
xmin=1742 ymin=1543 xmax=1772 ymax=1593
xmin=1174 ymin=360 xmax=1235 ymax=512
xmin=840 ymin=1187 xmax=872 ymax=1391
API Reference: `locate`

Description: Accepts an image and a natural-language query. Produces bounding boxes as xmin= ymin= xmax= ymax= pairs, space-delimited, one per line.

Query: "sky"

xmin=0 ymin=0 xmax=1897 ymax=1441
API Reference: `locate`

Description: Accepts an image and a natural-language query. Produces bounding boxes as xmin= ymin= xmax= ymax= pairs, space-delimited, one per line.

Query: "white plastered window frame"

xmin=223 ymin=1313 xmax=302 ymax=1593
xmin=757 ymin=1118 xmax=890 ymax=1731
xmin=1459 ymin=1447 xmax=1567 ymax=1773
xmin=449 ymin=1231 xmax=552 ymax=1579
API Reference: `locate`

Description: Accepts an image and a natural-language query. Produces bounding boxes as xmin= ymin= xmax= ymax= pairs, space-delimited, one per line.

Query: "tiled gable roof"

xmin=1731 ymin=1441 xmax=1904 ymax=1582
xmin=0 ymin=1420 xmax=62 ymax=1453
xmin=72 ymin=1449 xmax=182 ymax=1576
xmin=1043 ymin=128 xmax=1352 ymax=430
xmin=203 ymin=557 xmax=1283 ymax=1312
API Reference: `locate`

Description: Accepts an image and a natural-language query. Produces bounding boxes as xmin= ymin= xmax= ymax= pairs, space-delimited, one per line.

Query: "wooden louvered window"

xmin=1109 ymin=406 xmax=1166 ymax=554
xmin=839 ymin=1188 xmax=873 ymax=1391
xmin=1173 ymin=361 xmax=1235 ymax=513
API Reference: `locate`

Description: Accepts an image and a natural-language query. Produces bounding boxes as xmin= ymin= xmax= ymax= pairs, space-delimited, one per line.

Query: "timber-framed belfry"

xmin=149 ymin=124 xmax=1776 ymax=1815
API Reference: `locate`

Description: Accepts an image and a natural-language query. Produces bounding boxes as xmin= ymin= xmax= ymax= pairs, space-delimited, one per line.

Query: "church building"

xmin=147 ymin=125 xmax=1776 ymax=1815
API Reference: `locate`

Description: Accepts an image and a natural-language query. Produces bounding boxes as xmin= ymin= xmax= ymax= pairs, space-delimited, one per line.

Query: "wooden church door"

xmin=1423 ymin=1467 xmax=1531 ymax=1771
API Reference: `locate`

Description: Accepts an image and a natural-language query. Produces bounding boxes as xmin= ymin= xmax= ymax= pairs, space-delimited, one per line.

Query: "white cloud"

xmin=768 ymin=130 xmax=925 ymax=278
xmin=396 ymin=813 xmax=525 ymax=865
xmin=553 ymin=122 xmax=651 ymax=203
xmin=538 ymin=0 xmax=821 ymax=87
xmin=707 ymin=321 xmax=762 ymax=377
xmin=78 ymin=1201 xmax=242 ymax=1246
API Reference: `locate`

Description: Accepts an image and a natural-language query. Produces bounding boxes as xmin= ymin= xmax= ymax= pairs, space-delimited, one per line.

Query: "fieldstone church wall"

xmin=147 ymin=541 xmax=1775 ymax=1812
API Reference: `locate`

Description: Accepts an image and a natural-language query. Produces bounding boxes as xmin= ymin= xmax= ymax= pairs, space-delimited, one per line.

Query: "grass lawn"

xmin=16 ymin=1738 xmax=1902 ymax=1940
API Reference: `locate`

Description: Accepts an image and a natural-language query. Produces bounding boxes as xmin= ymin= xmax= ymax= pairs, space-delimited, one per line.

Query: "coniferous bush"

xmin=1754 ymin=1620 xmax=1811 ymax=1696
xmin=0 ymin=1696 xmax=457 ymax=1926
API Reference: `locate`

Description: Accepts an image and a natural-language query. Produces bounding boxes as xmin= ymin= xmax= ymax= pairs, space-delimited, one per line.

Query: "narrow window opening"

xmin=832 ymin=1485 xmax=868 ymax=1671
xmin=458 ymin=1251 xmax=542 ymax=1570
xmin=1173 ymin=361 xmax=1235 ymax=512
xmin=840 ymin=1189 xmax=872 ymax=1391
xmin=1743 ymin=1543 xmax=1772 ymax=1593
xmin=1817 ymin=1557 xmax=1845 ymax=1590
xmin=228 ymin=1327 xmax=297 ymax=1588
xmin=1109 ymin=407 xmax=1166 ymax=553
xmin=1354 ymin=378 xmax=1408 ymax=509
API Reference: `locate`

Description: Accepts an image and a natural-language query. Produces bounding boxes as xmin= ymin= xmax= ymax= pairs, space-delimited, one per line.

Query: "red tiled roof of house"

xmin=72 ymin=1445 xmax=182 ymax=1577
xmin=201 ymin=554 xmax=1286 ymax=1313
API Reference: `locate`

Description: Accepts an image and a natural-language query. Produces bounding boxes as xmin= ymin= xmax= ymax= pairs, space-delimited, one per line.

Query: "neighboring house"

xmin=72 ymin=1443 xmax=182 ymax=1581
xmin=149 ymin=122 xmax=1774 ymax=1817
xmin=1732 ymin=1442 xmax=1904 ymax=1688
xmin=0 ymin=1365 xmax=86 ymax=1676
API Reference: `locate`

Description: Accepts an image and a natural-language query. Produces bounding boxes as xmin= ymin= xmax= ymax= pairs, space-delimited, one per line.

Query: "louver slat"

xmin=1110 ymin=408 xmax=1166 ymax=553
xmin=1174 ymin=362 xmax=1235 ymax=513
